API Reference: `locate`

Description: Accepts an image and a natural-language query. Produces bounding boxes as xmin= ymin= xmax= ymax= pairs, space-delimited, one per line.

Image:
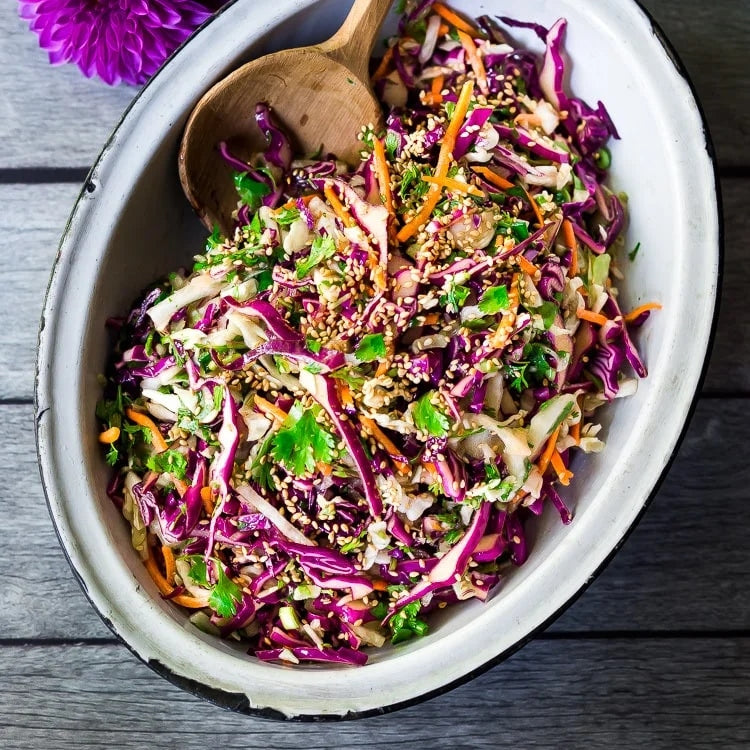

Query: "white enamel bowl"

xmin=36 ymin=0 xmax=720 ymax=719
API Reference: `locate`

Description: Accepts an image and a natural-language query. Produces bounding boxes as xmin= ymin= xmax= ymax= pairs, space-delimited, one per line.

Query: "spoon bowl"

xmin=179 ymin=0 xmax=393 ymax=232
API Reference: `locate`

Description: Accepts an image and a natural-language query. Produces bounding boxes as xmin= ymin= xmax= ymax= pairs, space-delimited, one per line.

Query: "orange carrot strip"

xmin=537 ymin=426 xmax=561 ymax=476
xmin=471 ymin=166 xmax=514 ymax=190
xmin=324 ymin=183 xmax=356 ymax=228
xmin=623 ymin=302 xmax=663 ymax=324
xmin=316 ymin=461 xmax=333 ymax=477
xmin=372 ymin=578 xmax=389 ymax=592
xmin=561 ymin=218 xmax=578 ymax=274
xmin=144 ymin=549 xmax=207 ymax=609
xmin=371 ymin=46 xmax=394 ymax=81
xmin=577 ymin=308 xmax=609 ymax=326
xmin=430 ymin=74 xmax=445 ymax=105
xmin=421 ymin=174 xmax=484 ymax=197
xmin=254 ymin=395 xmax=288 ymax=424
xmin=372 ymin=137 xmax=394 ymax=215
xmin=162 ymin=545 xmax=176 ymax=586
xmin=521 ymin=184 xmax=544 ymax=229
xmin=397 ymin=80 xmax=476 ymax=243
xmin=125 ymin=408 xmax=168 ymax=453
xmin=437 ymin=21 xmax=450 ymax=36
xmin=550 ymin=451 xmax=574 ymax=486
xmin=432 ymin=2 xmax=480 ymax=35
xmin=360 ymin=416 xmax=410 ymax=475
xmin=518 ymin=255 xmax=538 ymax=276
xmin=457 ymin=29 xmax=487 ymax=94
xmin=200 ymin=486 xmax=214 ymax=515
xmin=571 ymin=421 xmax=582 ymax=446
xmin=338 ymin=383 xmax=354 ymax=410
xmin=423 ymin=313 xmax=441 ymax=326
xmin=98 ymin=426 xmax=120 ymax=444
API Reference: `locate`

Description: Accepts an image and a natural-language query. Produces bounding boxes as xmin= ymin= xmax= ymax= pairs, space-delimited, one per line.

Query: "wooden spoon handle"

xmin=318 ymin=0 xmax=394 ymax=83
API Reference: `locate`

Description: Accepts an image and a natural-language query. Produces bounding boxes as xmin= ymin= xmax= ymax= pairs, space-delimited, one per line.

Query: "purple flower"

xmin=18 ymin=0 xmax=219 ymax=86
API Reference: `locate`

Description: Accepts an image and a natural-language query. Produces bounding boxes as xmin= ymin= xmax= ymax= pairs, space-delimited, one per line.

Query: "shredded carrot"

xmin=360 ymin=416 xmax=410 ymax=476
xmin=432 ymin=2 xmax=480 ymax=35
xmin=397 ymin=80 xmax=475 ymax=243
xmin=457 ymin=29 xmax=488 ymax=95
xmin=375 ymin=361 xmax=389 ymax=378
xmin=421 ymin=174 xmax=484 ymax=197
xmin=372 ymin=137 xmax=394 ymax=215
xmin=577 ymin=308 xmax=609 ymax=326
xmin=571 ymin=421 xmax=582 ymax=446
xmin=338 ymin=382 xmax=354 ymax=410
xmin=98 ymin=426 xmax=120 ymax=444
xmin=514 ymin=112 xmax=543 ymax=128
xmin=162 ymin=545 xmax=176 ymax=585
xmin=324 ymin=183 xmax=356 ymax=228
xmin=301 ymin=193 xmax=317 ymax=205
xmin=144 ymin=550 xmax=204 ymax=608
xmin=471 ymin=165 xmax=514 ymax=190
xmin=173 ymin=478 xmax=189 ymax=497
xmin=521 ymin=184 xmax=545 ymax=229
xmin=561 ymin=218 xmax=578 ymax=274
xmin=550 ymin=451 xmax=574 ymax=486
xmin=623 ymin=302 xmax=663 ymax=324
xmin=537 ymin=426 xmax=561 ymax=475
xmin=200 ymin=486 xmax=214 ymax=515
xmin=372 ymin=578 xmax=389 ymax=592
xmin=316 ymin=461 xmax=333 ymax=477
xmin=371 ymin=46 xmax=394 ymax=82
xmin=437 ymin=21 xmax=450 ymax=36
xmin=430 ymin=74 xmax=445 ymax=105
xmin=423 ymin=313 xmax=440 ymax=326
xmin=517 ymin=255 xmax=538 ymax=276
xmin=125 ymin=408 xmax=168 ymax=453
xmin=254 ymin=395 xmax=288 ymax=424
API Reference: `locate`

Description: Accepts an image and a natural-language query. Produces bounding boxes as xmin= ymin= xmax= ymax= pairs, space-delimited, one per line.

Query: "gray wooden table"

xmin=1 ymin=2 xmax=748 ymax=747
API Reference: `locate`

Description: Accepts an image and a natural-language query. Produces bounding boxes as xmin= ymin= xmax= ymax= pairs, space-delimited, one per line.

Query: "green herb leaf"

xmin=355 ymin=333 xmax=387 ymax=363
xmin=105 ymin=443 xmax=119 ymax=466
xmin=485 ymin=462 xmax=501 ymax=481
xmin=523 ymin=342 xmax=556 ymax=382
xmin=250 ymin=433 xmax=274 ymax=491
xmin=254 ymin=269 xmax=273 ymax=292
xmin=205 ymin=224 xmax=223 ymax=252
xmin=440 ymin=283 xmax=471 ymax=312
xmin=478 ymin=285 xmax=510 ymax=315
xmin=306 ymin=337 xmax=322 ymax=354
xmin=145 ymin=450 xmax=188 ymax=480
xmin=270 ymin=402 xmax=338 ymax=476
xmin=531 ymin=301 xmax=557 ymax=330
xmin=296 ymin=235 xmax=337 ymax=278
xmin=390 ymin=601 xmax=429 ymax=644
xmin=398 ymin=163 xmax=430 ymax=201
xmin=504 ymin=361 xmax=530 ymax=393
xmin=186 ymin=557 xmax=243 ymax=618
xmin=413 ymin=391 xmax=450 ymax=437
xmin=233 ymin=171 xmax=271 ymax=209
xmin=274 ymin=207 xmax=300 ymax=227
xmin=628 ymin=241 xmax=641 ymax=262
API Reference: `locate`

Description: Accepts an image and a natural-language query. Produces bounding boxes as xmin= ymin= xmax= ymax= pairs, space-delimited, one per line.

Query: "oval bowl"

xmin=36 ymin=0 xmax=720 ymax=720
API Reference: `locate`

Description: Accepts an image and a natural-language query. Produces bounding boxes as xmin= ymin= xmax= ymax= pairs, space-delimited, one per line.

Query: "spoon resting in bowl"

xmin=179 ymin=0 xmax=394 ymax=233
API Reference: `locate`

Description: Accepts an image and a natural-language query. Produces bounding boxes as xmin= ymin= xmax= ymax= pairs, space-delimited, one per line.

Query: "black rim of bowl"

xmin=35 ymin=0 xmax=724 ymax=722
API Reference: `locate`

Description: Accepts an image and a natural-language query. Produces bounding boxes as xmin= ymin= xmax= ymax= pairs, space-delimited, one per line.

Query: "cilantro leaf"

xmin=485 ymin=462 xmax=501 ymax=481
xmin=274 ymin=207 xmax=300 ymax=226
xmin=523 ymin=342 xmax=556 ymax=382
xmin=355 ymin=333 xmax=387 ymax=363
xmin=440 ymin=283 xmax=470 ymax=312
xmin=504 ymin=361 xmax=530 ymax=393
xmin=384 ymin=130 xmax=400 ymax=160
xmin=296 ymin=236 xmax=337 ymax=278
xmin=186 ymin=557 xmax=242 ymax=618
xmin=413 ymin=391 xmax=450 ymax=437
xmin=105 ymin=443 xmax=119 ymax=467
xmin=531 ymin=301 xmax=557 ymax=330
xmin=206 ymin=224 xmax=223 ymax=251
xmin=254 ymin=269 xmax=273 ymax=292
xmin=233 ymin=171 xmax=271 ymax=209
xmin=270 ymin=402 xmax=338 ymax=476
xmin=306 ymin=337 xmax=323 ymax=354
xmin=398 ymin=163 xmax=430 ymax=201
xmin=478 ymin=285 xmax=510 ymax=315
xmin=145 ymin=450 xmax=188 ymax=480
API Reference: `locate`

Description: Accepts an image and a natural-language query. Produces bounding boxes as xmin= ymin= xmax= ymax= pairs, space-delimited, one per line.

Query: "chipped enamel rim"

xmin=36 ymin=0 xmax=721 ymax=720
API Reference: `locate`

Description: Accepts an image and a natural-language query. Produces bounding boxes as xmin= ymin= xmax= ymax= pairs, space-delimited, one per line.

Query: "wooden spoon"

xmin=179 ymin=0 xmax=394 ymax=232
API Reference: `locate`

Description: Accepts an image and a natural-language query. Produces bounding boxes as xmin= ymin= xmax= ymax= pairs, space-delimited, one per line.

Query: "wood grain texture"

xmin=1 ymin=178 xmax=745 ymax=402
xmin=1 ymin=639 xmax=748 ymax=748
xmin=0 ymin=0 xmax=747 ymax=168
xmin=3 ymin=400 xmax=748 ymax=640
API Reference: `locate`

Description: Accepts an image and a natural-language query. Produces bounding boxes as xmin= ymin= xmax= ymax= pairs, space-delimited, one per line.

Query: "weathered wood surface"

xmin=0 ymin=0 xmax=747 ymax=744
xmin=1 ymin=179 xmax=746 ymax=402
xmin=3 ymin=400 xmax=748 ymax=641
xmin=1 ymin=640 xmax=748 ymax=749
xmin=0 ymin=0 xmax=748 ymax=169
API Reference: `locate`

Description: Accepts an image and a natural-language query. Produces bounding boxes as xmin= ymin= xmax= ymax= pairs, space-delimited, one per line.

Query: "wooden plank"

xmin=1 ymin=639 xmax=748 ymax=747
xmin=0 ymin=1 xmax=748 ymax=168
xmin=0 ymin=178 xmax=743 ymax=401
xmin=2 ymin=399 xmax=749 ymax=640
